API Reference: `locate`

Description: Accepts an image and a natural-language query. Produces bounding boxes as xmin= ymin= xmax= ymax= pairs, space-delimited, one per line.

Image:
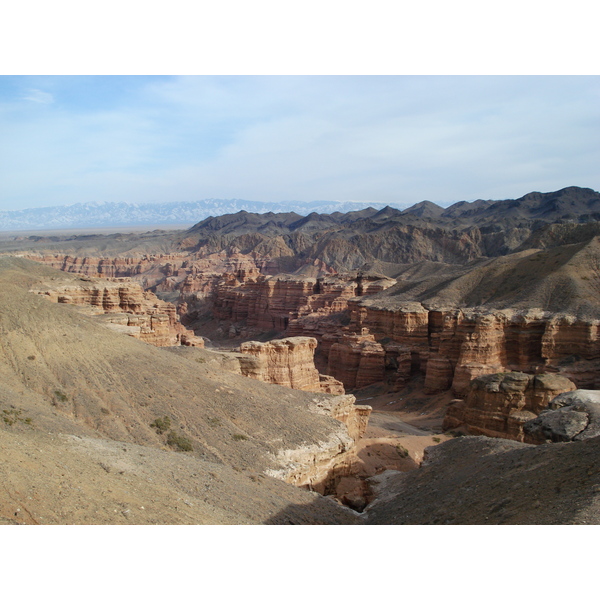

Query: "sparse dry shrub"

xmin=53 ymin=390 xmax=68 ymax=403
xmin=166 ymin=431 xmax=193 ymax=451
xmin=396 ymin=444 xmax=409 ymax=458
xmin=150 ymin=416 xmax=171 ymax=433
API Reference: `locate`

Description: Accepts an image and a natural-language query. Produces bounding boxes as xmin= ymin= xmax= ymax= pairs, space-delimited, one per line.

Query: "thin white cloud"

xmin=22 ymin=88 xmax=54 ymax=104
xmin=1 ymin=76 xmax=599 ymax=211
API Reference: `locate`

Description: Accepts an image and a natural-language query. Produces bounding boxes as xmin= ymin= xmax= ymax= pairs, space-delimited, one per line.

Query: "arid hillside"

xmin=361 ymin=236 xmax=600 ymax=318
xmin=365 ymin=435 xmax=600 ymax=525
xmin=0 ymin=257 xmax=362 ymax=524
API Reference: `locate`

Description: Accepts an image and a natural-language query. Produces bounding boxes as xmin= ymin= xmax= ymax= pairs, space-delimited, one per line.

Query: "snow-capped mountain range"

xmin=0 ymin=198 xmax=413 ymax=231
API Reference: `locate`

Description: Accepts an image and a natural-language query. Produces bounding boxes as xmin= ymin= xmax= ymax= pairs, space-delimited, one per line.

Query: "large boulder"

xmin=524 ymin=389 xmax=600 ymax=443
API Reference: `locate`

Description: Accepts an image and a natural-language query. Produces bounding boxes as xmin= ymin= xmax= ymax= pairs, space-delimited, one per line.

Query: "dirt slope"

xmin=0 ymin=256 xmax=359 ymax=524
xmin=359 ymin=237 xmax=600 ymax=318
xmin=0 ymin=428 xmax=358 ymax=525
xmin=364 ymin=435 xmax=600 ymax=525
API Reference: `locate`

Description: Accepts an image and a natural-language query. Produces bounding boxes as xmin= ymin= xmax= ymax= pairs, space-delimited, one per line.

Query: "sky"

xmin=1 ymin=75 xmax=599 ymax=212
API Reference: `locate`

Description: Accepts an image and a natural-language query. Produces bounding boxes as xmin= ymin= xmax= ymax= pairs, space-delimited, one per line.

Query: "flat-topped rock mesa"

xmin=238 ymin=337 xmax=346 ymax=396
xmin=30 ymin=276 xmax=203 ymax=348
xmin=443 ymin=371 xmax=576 ymax=441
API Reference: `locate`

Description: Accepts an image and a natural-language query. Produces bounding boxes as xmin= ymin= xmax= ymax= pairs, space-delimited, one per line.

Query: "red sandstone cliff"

xmin=236 ymin=336 xmax=371 ymax=444
xmin=30 ymin=277 xmax=203 ymax=348
xmin=443 ymin=371 xmax=576 ymax=441
xmin=214 ymin=273 xmax=390 ymax=329
xmin=327 ymin=332 xmax=386 ymax=390
xmin=342 ymin=301 xmax=600 ymax=393
xmin=22 ymin=252 xmax=600 ymax=396
xmin=238 ymin=337 xmax=345 ymax=395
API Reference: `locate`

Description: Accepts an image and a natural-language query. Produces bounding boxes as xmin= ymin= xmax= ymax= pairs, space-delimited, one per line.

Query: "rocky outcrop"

xmin=309 ymin=394 xmax=372 ymax=442
xmin=345 ymin=301 xmax=600 ymax=395
xmin=265 ymin=393 xmax=372 ymax=493
xmin=35 ymin=277 xmax=149 ymax=313
xmin=327 ymin=332 xmax=386 ymax=391
xmin=94 ymin=312 xmax=177 ymax=347
xmin=523 ymin=389 xmax=600 ymax=443
xmin=212 ymin=272 xmax=395 ymax=338
xmin=238 ymin=337 xmax=344 ymax=395
xmin=30 ymin=277 xmax=203 ymax=348
xmin=443 ymin=371 xmax=576 ymax=441
xmin=264 ymin=426 xmax=356 ymax=489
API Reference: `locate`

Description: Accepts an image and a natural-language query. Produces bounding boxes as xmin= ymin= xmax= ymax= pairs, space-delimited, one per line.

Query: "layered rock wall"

xmin=31 ymin=277 xmax=203 ymax=348
xmin=238 ymin=337 xmax=344 ymax=395
xmin=327 ymin=332 xmax=386 ymax=390
xmin=443 ymin=372 xmax=576 ymax=441
xmin=26 ymin=254 xmax=186 ymax=279
xmin=210 ymin=273 xmax=395 ymax=340
xmin=344 ymin=302 xmax=600 ymax=394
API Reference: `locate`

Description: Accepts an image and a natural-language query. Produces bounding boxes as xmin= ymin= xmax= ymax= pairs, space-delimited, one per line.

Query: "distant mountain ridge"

xmin=171 ymin=186 xmax=600 ymax=272
xmin=0 ymin=198 xmax=414 ymax=231
xmin=3 ymin=187 xmax=597 ymax=232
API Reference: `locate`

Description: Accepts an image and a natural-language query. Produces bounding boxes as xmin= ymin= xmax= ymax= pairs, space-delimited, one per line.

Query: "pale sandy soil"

xmin=342 ymin=379 xmax=455 ymax=489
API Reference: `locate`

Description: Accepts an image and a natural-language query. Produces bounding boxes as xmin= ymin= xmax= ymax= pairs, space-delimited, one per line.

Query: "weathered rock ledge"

xmin=238 ymin=337 xmax=345 ymax=395
xmin=443 ymin=371 xmax=576 ymax=441
xmin=30 ymin=276 xmax=203 ymax=347
xmin=523 ymin=389 xmax=600 ymax=443
xmin=265 ymin=393 xmax=372 ymax=495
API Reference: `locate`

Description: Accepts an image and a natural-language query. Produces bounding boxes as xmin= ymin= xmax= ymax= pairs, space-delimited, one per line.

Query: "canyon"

xmin=3 ymin=186 xmax=600 ymax=524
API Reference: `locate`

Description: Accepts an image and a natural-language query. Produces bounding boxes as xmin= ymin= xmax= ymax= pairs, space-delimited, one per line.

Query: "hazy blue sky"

xmin=1 ymin=75 xmax=599 ymax=211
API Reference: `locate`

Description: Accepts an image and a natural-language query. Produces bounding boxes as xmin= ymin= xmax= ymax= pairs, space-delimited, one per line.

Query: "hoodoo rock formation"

xmin=238 ymin=337 xmax=345 ymax=395
xmin=443 ymin=371 xmax=576 ymax=441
